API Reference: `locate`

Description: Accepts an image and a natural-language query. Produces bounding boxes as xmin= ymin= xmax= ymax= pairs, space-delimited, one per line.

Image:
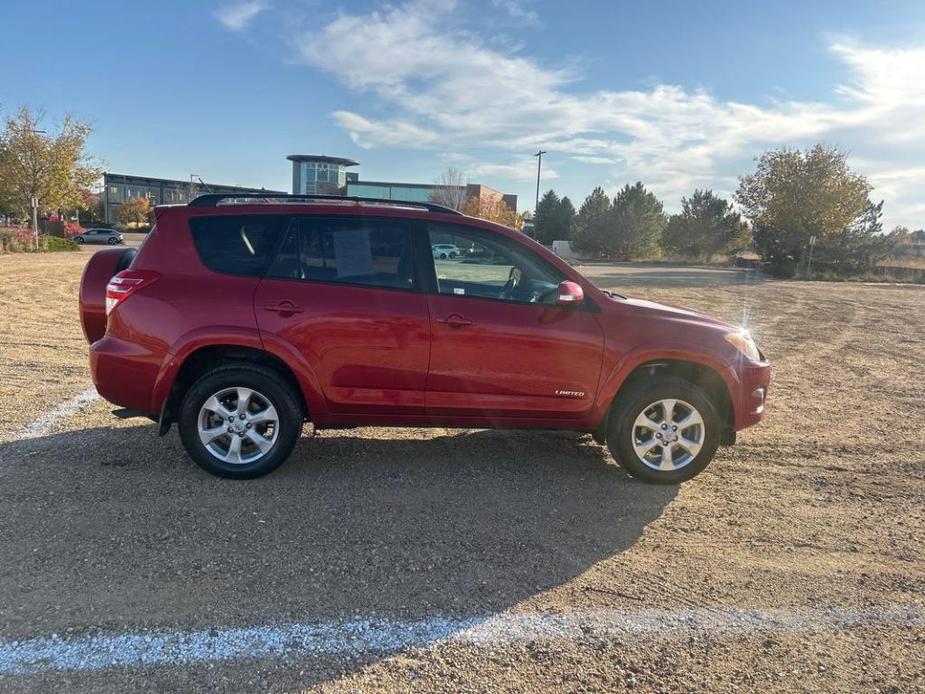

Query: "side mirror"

xmin=555 ymin=280 xmax=584 ymax=306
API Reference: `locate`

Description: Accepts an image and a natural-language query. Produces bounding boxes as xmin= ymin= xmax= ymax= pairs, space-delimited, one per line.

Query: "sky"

xmin=2 ymin=0 xmax=924 ymax=228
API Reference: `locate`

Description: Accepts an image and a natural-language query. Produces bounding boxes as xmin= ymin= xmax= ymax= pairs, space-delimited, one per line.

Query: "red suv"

xmin=79 ymin=194 xmax=769 ymax=483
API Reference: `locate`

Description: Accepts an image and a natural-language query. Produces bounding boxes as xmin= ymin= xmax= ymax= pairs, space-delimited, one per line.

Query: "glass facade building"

xmin=101 ymin=173 xmax=285 ymax=223
xmin=288 ymin=155 xmax=359 ymax=195
xmin=347 ymin=183 xmax=439 ymax=203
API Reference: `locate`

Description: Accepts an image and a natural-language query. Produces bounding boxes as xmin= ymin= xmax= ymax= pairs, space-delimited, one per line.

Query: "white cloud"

xmin=491 ymin=0 xmax=539 ymax=26
xmin=469 ymin=157 xmax=559 ymax=181
xmin=333 ymin=111 xmax=440 ymax=148
xmin=292 ymin=1 xmax=925 ymax=225
xmin=215 ymin=1 xmax=268 ymax=32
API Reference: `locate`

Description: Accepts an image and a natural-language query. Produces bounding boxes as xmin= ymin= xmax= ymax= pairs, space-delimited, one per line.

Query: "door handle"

xmin=264 ymin=301 xmax=303 ymax=316
xmin=436 ymin=314 xmax=472 ymax=327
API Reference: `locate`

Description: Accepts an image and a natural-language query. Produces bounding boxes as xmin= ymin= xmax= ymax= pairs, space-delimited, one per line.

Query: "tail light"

xmin=105 ymin=269 xmax=159 ymax=315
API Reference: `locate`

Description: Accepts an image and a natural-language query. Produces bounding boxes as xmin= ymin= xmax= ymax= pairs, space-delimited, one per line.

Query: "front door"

xmin=255 ymin=216 xmax=430 ymax=414
xmin=424 ymin=223 xmax=604 ymax=419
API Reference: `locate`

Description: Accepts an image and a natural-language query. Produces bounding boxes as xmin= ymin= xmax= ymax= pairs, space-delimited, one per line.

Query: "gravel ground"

xmin=0 ymin=251 xmax=923 ymax=692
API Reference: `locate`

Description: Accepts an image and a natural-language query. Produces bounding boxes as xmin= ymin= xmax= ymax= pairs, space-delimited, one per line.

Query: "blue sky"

xmin=2 ymin=0 xmax=924 ymax=227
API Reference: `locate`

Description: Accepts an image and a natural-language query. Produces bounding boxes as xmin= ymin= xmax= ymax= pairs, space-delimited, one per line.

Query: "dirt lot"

xmin=0 ymin=250 xmax=923 ymax=692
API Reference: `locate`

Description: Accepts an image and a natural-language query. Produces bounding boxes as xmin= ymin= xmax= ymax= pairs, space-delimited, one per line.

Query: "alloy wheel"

xmin=197 ymin=387 xmax=279 ymax=464
xmin=631 ymin=398 xmax=705 ymax=471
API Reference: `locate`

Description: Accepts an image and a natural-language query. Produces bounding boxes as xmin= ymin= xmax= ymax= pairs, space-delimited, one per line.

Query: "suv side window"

xmin=427 ymin=223 xmax=565 ymax=305
xmin=268 ymin=217 xmax=415 ymax=290
xmin=189 ymin=215 xmax=288 ymax=277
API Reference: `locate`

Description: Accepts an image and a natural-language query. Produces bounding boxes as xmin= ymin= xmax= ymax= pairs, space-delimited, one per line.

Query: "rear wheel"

xmin=607 ymin=376 xmax=721 ymax=484
xmin=178 ymin=364 xmax=303 ymax=479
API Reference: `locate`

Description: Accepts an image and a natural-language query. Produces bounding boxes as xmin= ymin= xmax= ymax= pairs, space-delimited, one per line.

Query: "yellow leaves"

xmin=118 ymin=197 xmax=151 ymax=225
xmin=461 ymin=195 xmax=524 ymax=230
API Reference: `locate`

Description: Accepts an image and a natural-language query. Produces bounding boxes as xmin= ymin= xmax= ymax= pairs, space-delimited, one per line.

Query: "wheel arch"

xmin=593 ymin=353 xmax=737 ymax=445
xmin=156 ymin=343 xmax=312 ymax=435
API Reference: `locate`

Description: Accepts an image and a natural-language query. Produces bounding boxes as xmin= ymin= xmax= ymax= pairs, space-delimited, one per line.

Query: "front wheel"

xmin=74 ymin=236 xmax=84 ymax=244
xmin=177 ymin=364 xmax=304 ymax=479
xmin=607 ymin=376 xmax=721 ymax=484
xmin=107 ymin=237 xmax=118 ymax=245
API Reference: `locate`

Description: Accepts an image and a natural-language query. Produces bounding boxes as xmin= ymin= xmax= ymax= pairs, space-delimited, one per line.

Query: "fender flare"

xmin=590 ymin=346 xmax=739 ymax=430
xmin=149 ymin=327 xmax=328 ymax=422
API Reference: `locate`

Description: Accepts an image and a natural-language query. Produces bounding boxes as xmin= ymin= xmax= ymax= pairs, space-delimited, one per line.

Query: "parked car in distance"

xmin=80 ymin=194 xmax=770 ymax=482
xmin=74 ymin=228 xmax=124 ymax=245
xmin=432 ymin=243 xmax=460 ymax=259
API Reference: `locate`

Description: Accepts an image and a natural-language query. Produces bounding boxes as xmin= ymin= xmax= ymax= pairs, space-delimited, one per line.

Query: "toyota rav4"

xmin=79 ymin=194 xmax=769 ymax=482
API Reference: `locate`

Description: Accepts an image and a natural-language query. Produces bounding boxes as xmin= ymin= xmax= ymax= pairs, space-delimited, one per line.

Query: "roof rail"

xmin=187 ymin=192 xmax=463 ymax=216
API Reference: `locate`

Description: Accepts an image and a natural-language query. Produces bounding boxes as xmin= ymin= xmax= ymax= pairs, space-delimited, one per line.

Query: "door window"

xmin=269 ymin=218 xmax=415 ymax=290
xmin=427 ymin=224 xmax=564 ymax=304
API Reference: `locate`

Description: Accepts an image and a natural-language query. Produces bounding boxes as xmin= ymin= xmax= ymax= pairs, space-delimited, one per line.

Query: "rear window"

xmin=189 ymin=215 xmax=287 ymax=276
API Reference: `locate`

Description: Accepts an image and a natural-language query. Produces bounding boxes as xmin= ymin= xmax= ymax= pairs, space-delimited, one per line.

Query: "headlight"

xmin=724 ymin=331 xmax=762 ymax=361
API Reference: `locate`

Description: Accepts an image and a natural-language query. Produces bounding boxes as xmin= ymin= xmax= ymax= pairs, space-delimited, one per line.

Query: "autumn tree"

xmin=430 ymin=167 xmax=469 ymax=210
xmin=663 ymin=189 xmax=750 ymax=261
xmin=736 ymin=144 xmax=883 ymax=276
xmin=462 ymin=195 xmax=523 ymax=230
xmin=0 ymin=106 xmax=102 ymax=219
xmin=118 ymin=196 xmax=151 ymax=225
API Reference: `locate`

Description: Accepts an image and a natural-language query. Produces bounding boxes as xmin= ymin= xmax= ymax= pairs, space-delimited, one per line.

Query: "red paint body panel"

xmin=254 ymin=279 xmax=431 ymax=414
xmin=425 ymin=294 xmax=604 ymax=417
xmin=83 ymin=203 xmax=770 ymax=437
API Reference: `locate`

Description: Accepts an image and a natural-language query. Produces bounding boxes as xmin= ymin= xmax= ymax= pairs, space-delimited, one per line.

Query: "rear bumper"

xmin=732 ymin=361 xmax=771 ymax=430
xmin=89 ymin=336 xmax=164 ymax=415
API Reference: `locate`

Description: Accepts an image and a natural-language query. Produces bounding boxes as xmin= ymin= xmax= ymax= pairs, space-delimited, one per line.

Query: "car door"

xmin=255 ymin=215 xmax=431 ymax=415
xmin=424 ymin=222 xmax=605 ymax=419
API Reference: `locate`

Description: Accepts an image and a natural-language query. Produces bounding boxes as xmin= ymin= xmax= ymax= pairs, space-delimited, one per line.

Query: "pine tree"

xmin=534 ymin=189 xmax=561 ymax=244
xmin=570 ymin=187 xmax=613 ymax=257
xmin=663 ymin=189 xmax=749 ymax=261
xmin=611 ymin=183 xmax=666 ymax=260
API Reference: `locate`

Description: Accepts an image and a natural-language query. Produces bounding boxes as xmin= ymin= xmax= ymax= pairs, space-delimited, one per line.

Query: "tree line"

xmin=533 ymin=144 xmax=914 ymax=277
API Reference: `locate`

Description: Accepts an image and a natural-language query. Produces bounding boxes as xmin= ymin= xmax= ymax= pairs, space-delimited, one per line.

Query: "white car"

xmin=431 ymin=244 xmax=460 ymax=259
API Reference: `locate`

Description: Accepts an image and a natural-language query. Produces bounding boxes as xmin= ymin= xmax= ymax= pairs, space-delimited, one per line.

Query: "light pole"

xmin=533 ymin=150 xmax=547 ymax=213
xmin=30 ymin=129 xmax=46 ymax=247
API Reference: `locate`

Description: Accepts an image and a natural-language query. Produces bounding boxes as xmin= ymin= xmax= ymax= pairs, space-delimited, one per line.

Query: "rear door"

xmin=424 ymin=223 xmax=605 ymax=419
xmin=255 ymin=215 xmax=431 ymax=414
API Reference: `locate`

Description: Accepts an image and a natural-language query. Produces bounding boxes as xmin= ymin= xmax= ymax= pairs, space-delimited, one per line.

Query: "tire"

xmin=607 ymin=376 xmax=721 ymax=484
xmin=74 ymin=236 xmax=84 ymax=244
xmin=449 ymin=252 xmax=457 ymax=258
xmin=107 ymin=237 xmax=118 ymax=245
xmin=439 ymin=253 xmax=447 ymax=259
xmin=177 ymin=364 xmax=304 ymax=479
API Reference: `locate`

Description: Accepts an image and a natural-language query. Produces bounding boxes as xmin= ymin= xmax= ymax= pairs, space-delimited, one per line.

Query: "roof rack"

xmin=188 ymin=192 xmax=463 ymax=216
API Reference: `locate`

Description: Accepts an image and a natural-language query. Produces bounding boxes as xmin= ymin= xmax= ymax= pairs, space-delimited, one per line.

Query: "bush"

xmin=42 ymin=235 xmax=80 ymax=251
xmin=0 ymin=228 xmax=79 ymax=253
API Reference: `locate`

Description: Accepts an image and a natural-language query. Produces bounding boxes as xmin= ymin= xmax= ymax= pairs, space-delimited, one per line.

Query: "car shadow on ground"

xmin=0 ymin=424 xmax=677 ymax=688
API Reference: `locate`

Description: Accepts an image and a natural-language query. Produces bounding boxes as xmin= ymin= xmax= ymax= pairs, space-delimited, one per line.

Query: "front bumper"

xmin=733 ymin=361 xmax=771 ymax=430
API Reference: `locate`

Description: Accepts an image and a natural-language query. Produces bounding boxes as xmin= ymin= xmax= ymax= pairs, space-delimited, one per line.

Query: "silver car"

xmin=74 ymin=228 xmax=124 ymax=245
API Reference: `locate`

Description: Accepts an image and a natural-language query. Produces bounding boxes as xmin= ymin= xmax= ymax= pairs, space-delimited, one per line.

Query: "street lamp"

xmin=30 ymin=129 xmax=46 ymax=246
xmin=533 ymin=150 xmax=547 ymax=213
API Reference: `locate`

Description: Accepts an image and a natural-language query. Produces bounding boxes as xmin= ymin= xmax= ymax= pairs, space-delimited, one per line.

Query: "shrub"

xmin=42 ymin=235 xmax=80 ymax=251
xmin=0 ymin=228 xmax=79 ymax=253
